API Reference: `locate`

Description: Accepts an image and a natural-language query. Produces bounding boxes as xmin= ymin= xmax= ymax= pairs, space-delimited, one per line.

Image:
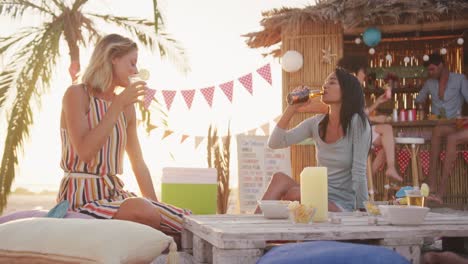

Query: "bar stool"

xmin=394 ymin=137 xmax=425 ymax=187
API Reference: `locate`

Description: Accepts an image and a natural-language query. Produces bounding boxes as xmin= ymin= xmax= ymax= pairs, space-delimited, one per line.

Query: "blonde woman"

xmin=57 ymin=34 xmax=191 ymax=241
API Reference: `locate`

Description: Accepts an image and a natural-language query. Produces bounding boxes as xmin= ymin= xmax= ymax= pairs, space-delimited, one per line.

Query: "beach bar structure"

xmin=245 ymin=0 xmax=468 ymax=206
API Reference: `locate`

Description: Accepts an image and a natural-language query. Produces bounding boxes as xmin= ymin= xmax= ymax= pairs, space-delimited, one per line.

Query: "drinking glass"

xmin=405 ymin=189 xmax=425 ymax=207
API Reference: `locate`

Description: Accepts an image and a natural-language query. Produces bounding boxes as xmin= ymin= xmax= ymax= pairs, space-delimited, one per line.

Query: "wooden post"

xmin=410 ymin=144 xmax=419 ymax=187
xmin=367 ymin=155 xmax=375 ymax=201
xmin=281 ymin=21 xmax=343 ymax=181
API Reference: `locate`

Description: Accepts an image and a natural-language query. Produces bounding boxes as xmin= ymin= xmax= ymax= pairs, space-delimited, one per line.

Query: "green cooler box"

xmin=161 ymin=167 xmax=217 ymax=214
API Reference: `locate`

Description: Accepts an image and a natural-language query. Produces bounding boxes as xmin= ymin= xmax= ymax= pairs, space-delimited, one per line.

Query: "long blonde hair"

xmin=81 ymin=34 xmax=137 ymax=92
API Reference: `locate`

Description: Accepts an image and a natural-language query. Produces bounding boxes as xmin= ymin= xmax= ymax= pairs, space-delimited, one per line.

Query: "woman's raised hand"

xmin=375 ymin=93 xmax=389 ymax=104
xmin=114 ymin=81 xmax=148 ymax=110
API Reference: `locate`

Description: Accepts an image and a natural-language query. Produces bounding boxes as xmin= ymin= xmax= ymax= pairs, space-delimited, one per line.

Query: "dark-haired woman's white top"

xmin=268 ymin=113 xmax=371 ymax=211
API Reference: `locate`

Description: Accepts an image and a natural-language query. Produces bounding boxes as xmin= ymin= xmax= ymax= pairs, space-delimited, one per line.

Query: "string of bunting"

xmin=142 ymin=64 xmax=272 ymax=111
xmin=139 ymin=115 xmax=281 ymax=149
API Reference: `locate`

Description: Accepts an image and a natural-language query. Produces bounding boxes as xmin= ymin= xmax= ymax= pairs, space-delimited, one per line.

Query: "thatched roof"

xmin=244 ymin=0 xmax=468 ymax=57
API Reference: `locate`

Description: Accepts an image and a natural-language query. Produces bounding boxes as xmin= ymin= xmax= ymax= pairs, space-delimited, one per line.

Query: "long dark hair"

xmin=319 ymin=68 xmax=368 ymax=138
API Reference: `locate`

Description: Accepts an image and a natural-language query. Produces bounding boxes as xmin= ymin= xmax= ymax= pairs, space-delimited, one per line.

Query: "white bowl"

xmin=258 ymin=200 xmax=290 ymax=219
xmin=378 ymin=205 xmax=429 ymax=225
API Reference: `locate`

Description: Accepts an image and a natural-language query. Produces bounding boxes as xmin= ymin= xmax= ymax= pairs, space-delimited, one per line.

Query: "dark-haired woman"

xmin=255 ymin=68 xmax=371 ymax=212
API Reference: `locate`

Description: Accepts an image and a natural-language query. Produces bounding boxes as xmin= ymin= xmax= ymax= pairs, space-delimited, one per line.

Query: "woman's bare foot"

xmin=422 ymin=251 xmax=468 ymax=264
xmin=427 ymin=193 xmax=443 ymax=204
xmin=385 ymin=167 xmax=403 ymax=181
xmin=254 ymin=205 xmax=262 ymax=214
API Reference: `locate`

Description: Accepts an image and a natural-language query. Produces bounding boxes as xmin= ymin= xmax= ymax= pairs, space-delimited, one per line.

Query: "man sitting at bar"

xmin=415 ymin=53 xmax=468 ymax=203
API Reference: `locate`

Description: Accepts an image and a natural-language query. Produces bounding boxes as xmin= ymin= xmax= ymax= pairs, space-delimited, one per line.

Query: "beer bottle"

xmin=287 ymin=86 xmax=324 ymax=105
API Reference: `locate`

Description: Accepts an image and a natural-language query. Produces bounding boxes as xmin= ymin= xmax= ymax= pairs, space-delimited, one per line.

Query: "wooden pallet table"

xmin=182 ymin=212 xmax=468 ymax=264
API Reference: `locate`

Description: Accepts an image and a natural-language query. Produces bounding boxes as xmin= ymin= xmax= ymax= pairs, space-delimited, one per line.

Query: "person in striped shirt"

xmin=57 ymin=34 xmax=191 ymax=243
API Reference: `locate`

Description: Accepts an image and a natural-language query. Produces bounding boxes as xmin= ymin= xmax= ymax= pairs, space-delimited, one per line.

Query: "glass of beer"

xmin=405 ymin=189 xmax=425 ymax=207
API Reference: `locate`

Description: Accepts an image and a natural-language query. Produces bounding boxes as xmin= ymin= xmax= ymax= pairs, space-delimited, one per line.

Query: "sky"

xmin=0 ymin=0 xmax=313 ymax=195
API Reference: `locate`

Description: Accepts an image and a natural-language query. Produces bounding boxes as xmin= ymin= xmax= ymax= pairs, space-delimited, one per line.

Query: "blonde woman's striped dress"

xmin=57 ymin=87 xmax=191 ymax=234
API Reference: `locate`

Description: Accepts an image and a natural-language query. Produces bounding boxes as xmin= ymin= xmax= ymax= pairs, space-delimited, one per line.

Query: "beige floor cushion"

xmin=0 ymin=218 xmax=175 ymax=264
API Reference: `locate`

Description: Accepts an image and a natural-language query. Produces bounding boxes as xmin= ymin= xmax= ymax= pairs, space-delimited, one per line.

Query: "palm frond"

xmin=152 ymin=0 xmax=164 ymax=34
xmin=71 ymin=0 xmax=88 ymax=11
xmin=154 ymin=31 xmax=191 ymax=74
xmin=0 ymin=69 xmax=16 ymax=108
xmin=0 ymin=0 xmax=55 ymax=18
xmin=86 ymin=13 xmax=190 ymax=73
xmin=0 ymin=22 xmax=62 ymax=213
xmin=48 ymin=0 xmax=65 ymax=10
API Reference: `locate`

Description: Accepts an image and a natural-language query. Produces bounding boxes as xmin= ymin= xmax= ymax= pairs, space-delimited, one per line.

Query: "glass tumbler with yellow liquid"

xmin=128 ymin=69 xmax=150 ymax=101
xmin=128 ymin=69 xmax=150 ymax=84
xmin=287 ymin=86 xmax=324 ymax=105
xmin=405 ymin=188 xmax=425 ymax=207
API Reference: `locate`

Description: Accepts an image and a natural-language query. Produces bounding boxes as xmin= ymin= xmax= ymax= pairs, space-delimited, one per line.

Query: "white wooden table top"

xmin=183 ymin=212 xmax=468 ymax=249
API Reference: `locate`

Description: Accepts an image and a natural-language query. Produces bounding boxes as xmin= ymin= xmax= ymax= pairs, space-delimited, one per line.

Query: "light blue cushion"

xmin=257 ymin=241 xmax=410 ymax=264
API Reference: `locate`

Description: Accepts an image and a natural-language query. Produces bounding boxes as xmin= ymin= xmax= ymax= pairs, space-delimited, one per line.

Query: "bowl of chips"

xmin=258 ymin=200 xmax=291 ymax=219
xmin=288 ymin=201 xmax=316 ymax=224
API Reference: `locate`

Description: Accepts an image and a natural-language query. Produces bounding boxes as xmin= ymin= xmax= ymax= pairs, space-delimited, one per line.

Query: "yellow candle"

xmin=300 ymin=167 xmax=328 ymax=222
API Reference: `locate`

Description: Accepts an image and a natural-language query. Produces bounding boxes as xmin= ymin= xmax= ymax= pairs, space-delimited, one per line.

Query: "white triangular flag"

xmin=247 ymin=128 xmax=257 ymax=135
xmin=260 ymin=123 xmax=270 ymax=135
xmin=194 ymin=136 xmax=205 ymax=149
xmin=273 ymin=115 xmax=281 ymax=123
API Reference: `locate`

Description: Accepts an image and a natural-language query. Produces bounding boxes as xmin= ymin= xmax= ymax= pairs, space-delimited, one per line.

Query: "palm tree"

xmin=0 ymin=0 xmax=189 ymax=213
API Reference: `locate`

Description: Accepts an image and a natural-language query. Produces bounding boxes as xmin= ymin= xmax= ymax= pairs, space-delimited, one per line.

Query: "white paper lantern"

xmin=281 ymin=50 xmax=303 ymax=72
xmin=385 ymin=54 xmax=392 ymax=61
xmin=403 ymin=56 xmax=410 ymax=63
xmin=457 ymin=38 xmax=464 ymax=45
xmin=440 ymin=48 xmax=447 ymax=55
xmin=368 ymin=48 xmax=375 ymax=55
xmin=423 ymin=55 xmax=429 ymax=61
xmin=355 ymin=37 xmax=362 ymax=44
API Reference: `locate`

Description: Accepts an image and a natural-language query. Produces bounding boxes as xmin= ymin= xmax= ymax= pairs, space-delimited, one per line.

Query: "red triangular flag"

xmin=143 ymin=89 xmax=156 ymax=109
xmin=180 ymin=135 xmax=189 ymax=143
xmin=162 ymin=130 xmax=173 ymax=140
xmin=200 ymin=86 xmax=215 ymax=107
xmin=238 ymin=73 xmax=253 ymax=95
xmin=463 ymin=151 xmax=468 ymax=164
xmin=256 ymin=64 xmax=272 ymax=85
xmin=420 ymin=150 xmax=430 ymax=176
xmin=397 ymin=149 xmax=411 ymax=174
xmin=439 ymin=151 xmax=446 ymax=162
xmin=220 ymin=81 xmax=234 ymax=102
xmin=162 ymin=90 xmax=177 ymax=110
xmin=181 ymin=89 xmax=195 ymax=109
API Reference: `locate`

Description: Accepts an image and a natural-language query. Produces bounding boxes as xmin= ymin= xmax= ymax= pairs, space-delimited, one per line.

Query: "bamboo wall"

xmin=281 ymin=21 xmax=343 ymax=182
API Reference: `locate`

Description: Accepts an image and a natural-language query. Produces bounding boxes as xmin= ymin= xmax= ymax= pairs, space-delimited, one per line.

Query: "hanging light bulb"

xmin=440 ymin=48 xmax=447 ymax=55
xmin=385 ymin=54 xmax=392 ymax=61
xmin=423 ymin=55 xmax=429 ymax=61
xmin=457 ymin=38 xmax=464 ymax=45
xmin=369 ymin=48 xmax=375 ymax=55
xmin=355 ymin=37 xmax=362 ymax=44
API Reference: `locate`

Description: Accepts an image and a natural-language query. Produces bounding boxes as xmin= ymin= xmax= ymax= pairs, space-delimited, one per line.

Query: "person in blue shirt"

xmin=415 ymin=53 xmax=468 ymax=203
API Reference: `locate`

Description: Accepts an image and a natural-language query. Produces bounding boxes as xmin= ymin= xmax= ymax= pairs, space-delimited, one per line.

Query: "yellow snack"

xmin=364 ymin=202 xmax=380 ymax=216
xmin=289 ymin=203 xmax=314 ymax=223
xmin=421 ymin=183 xmax=429 ymax=197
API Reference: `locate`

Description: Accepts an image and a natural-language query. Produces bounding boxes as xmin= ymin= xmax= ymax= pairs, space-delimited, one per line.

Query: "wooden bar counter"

xmin=370 ymin=119 xmax=468 ymax=207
